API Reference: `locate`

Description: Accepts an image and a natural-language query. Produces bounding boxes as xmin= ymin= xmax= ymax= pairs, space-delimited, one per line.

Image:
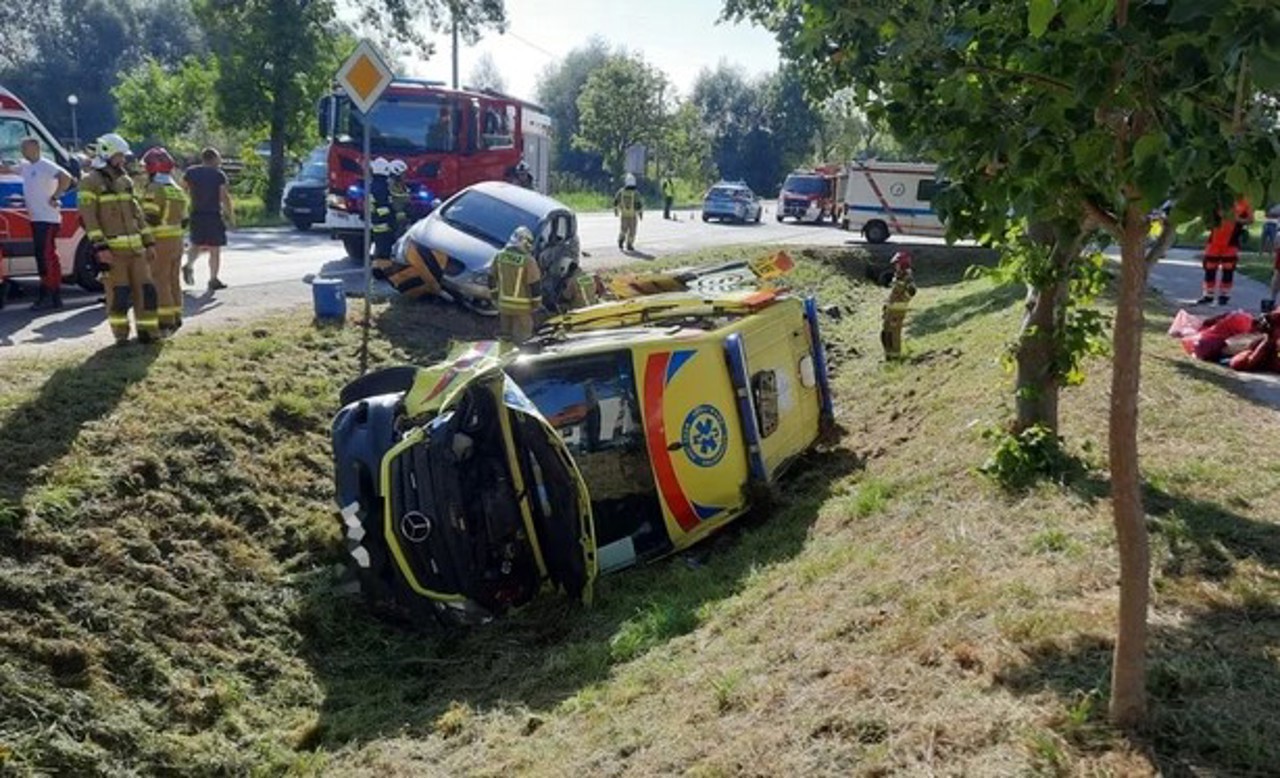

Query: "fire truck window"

xmin=342 ymin=98 xmax=456 ymax=153
xmin=481 ymin=106 xmax=514 ymax=150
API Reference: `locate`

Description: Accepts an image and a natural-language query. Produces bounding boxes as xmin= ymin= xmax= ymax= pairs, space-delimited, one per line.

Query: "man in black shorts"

xmin=181 ymin=147 xmax=234 ymax=291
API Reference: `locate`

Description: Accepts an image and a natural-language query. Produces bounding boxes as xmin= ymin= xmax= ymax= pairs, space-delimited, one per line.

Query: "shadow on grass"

xmin=374 ymin=296 xmax=497 ymax=363
xmin=994 ymin=601 xmax=1280 ymax=775
xmin=0 ymin=344 xmax=158 ymax=512
xmin=1159 ymin=356 xmax=1280 ymax=413
xmin=908 ymin=282 xmax=1024 ymax=339
xmin=994 ymin=470 xmax=1280 ymax=773
xmin=296 ymin=446 xmax=865 ymax=748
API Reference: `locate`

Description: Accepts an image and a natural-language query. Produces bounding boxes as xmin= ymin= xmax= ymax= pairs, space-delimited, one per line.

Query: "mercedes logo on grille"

xmin=400 ymin=511 xmax=432 ymax=543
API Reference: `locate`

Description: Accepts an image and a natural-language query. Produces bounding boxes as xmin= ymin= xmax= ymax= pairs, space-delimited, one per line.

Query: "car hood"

xmin=408 ymin=213 xmax=500 ymax=274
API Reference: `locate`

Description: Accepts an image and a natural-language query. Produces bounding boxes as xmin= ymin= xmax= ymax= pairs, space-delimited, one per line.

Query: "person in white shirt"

xmin=0 ymin=137 xmax=74 ymax=309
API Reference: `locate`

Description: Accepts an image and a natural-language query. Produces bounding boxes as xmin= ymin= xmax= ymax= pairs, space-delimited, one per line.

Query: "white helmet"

xmin=516 ymin=160 xmax=529 ymax=172
xmin=388 ymin=159 xmax=408 ymax=176
xmin=95 ymin=132 xmax=131 ymax=160
xmin=624 ymin=173 xmax=636 ymax=187
xmin=370 ymin=157 xmax=391 ymax=176
xmin=507 ymin=225 xmax=535 ymax=252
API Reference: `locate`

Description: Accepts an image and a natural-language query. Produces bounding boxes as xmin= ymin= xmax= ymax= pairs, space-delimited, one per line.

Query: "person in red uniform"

xmin=1199 ymin=197 xmax=1253 ymax=306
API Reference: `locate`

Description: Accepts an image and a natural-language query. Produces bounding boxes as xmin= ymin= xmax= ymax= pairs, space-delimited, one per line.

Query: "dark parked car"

xmin=282 ymin=151 xmax=328 ymax=231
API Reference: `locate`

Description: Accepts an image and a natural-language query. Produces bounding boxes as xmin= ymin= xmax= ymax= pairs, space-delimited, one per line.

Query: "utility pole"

xmin=451 ymin=5 xmax=459 ymax=89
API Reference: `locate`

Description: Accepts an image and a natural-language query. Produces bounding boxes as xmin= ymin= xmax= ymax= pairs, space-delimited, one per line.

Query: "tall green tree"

xmin=0 ymin=0 xmax=204 ymax=144
xmin=536 ymin=38 xmax=612 ymax=180
xmin=661 ymin=101 xmax=715 ymax=185
xmin=726 ymin=0 xmax=1280 ymax=727
xmin=112 ymin=56 xmax=218 ymax=148
xmin=574 ymin=54 xmax=668 ymax=179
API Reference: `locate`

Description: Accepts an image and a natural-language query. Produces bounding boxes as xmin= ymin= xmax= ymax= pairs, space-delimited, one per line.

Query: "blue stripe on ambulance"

xmin=846 ymin=203 xmax=936 ymax=217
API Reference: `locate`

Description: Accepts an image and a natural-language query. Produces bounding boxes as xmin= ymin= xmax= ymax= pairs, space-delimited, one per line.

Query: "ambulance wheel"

xmin=864 ymin=220 xmax=890 ymax=244
xmin=74 ymin=240 xmax=103 ymax=292
xmin=342 ymin=236 xmax=367 ymax=264
xmin=292 ymin=217 xmax=313 ymax=232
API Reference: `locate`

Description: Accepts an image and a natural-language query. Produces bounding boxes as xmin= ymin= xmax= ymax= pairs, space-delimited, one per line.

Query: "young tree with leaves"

xmin=726 ymin=0 xmax=1280 ymax=727
xmin=467 ymin=52 xmax=506 ymax=93
xmin=573 ymin=55 xmax=668 ymax=180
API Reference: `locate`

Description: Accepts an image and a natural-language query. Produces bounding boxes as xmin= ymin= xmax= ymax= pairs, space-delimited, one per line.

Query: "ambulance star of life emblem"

xmin=681 ymin=404 xmax=728 ymax=468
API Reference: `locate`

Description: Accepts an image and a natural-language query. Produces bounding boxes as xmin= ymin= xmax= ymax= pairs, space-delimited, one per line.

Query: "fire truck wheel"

xmin=74 ymin=240 xmax=104 ymax=292
xmin=342 ymin=236 xmax=367 ymax=264
xmin=864 ymin=220 xmax=891 ymax=244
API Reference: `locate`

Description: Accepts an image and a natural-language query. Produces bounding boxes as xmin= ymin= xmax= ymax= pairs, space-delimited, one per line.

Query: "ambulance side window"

xmin=0 ymin=118 xmax=41 ymax=164
xmin=916 ymin=179 xmax=941 ymax=202
xmin=751 ymin=370 xmax=779 ymax=438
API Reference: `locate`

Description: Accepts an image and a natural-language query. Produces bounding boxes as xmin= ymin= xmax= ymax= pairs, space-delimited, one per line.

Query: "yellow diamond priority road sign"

xmin=337 ymin=40 xmax=394 ymax=115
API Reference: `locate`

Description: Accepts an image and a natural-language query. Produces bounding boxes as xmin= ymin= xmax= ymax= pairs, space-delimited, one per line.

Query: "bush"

xmin=980 ymin=424 xmax=1080 ymax=491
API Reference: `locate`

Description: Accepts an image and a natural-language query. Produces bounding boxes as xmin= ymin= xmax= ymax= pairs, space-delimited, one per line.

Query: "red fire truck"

xmin=0 ymin=85 xmax=99 ymax=291
xmin=317 ymin=79 xmax=552 ymax=260
xmin=776 ymin=164 xmax=846 ymax=225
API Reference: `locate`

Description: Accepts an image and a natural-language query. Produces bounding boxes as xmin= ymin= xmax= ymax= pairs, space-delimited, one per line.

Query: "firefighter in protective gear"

xmin=613 ymin=173 xmax=643 ymax=251
xmin=559 ymin=264 xmax=600 ymax=311
xmin=369 ymin=157 xmax=396 ymax=279
xmin=387 ymin=159 xmax=411 ymax=235
xmin=881 ymin=251 xmax=917 ymax=361
xmin=1199 ymin=197 xmax=1253 ymax=306
xmin=80 ymin=133 xmax=161 ymax=344
xmin=140 ymin=147 xmax=186 ymax=334
xmin=494 ymin=226 xmax=542 ymax=343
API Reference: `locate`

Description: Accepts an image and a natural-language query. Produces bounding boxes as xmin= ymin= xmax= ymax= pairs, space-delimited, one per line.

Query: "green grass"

xmin=2 ymin=243 xmax=1280 ymax=775
xmin=233 ymin=195 xmax=289 ymax=228
xmin=1237 ymin=250 xmax=1277 ymax=287
xmin=552 ymin=179 xmax=708 ymax=213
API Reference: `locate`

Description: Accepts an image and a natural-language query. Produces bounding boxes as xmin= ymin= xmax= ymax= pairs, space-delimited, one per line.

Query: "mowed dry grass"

xmin=1 ymin=245 xmax=1278 ymax=776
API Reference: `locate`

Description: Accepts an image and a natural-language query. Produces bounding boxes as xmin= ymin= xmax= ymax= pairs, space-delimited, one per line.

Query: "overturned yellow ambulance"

xmin=331 ymin=289 xmax=834 ymax=623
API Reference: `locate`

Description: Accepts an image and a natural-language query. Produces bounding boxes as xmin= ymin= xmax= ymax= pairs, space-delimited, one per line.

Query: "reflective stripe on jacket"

xmin=614 ymin=187 xmax=642 ymax=217
xmin=143 ymin=181 xmax=187 ymax=239
xmin=495 ymin=248 xmax=541 ymax=312
xmin=79 ymin=168 xmax=154 ymax=250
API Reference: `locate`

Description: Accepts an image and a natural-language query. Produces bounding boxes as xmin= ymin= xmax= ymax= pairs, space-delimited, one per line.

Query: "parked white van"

xmin=840 ymin=161 xmax=945 ymax=244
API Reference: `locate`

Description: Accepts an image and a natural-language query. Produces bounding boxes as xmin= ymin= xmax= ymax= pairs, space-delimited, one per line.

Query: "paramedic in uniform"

xmin=0 ymin=137 xmax=74 ymax=310
xmin=493 ymin=226 xmax=541 ymax=343
xmin=881 ymin=251 xmax=917 ymax=361
xmin=1199 ymin=197 xmax=1253 ymax=306
xmin=79 ymin=133 xmax=161 ymax=344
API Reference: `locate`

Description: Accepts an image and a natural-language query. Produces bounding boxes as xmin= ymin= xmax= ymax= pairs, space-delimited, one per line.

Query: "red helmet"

xmin=142 ymin=146 xmax=175 ymax=175
xmin=890 ymin=251 xmax=913 ymax=270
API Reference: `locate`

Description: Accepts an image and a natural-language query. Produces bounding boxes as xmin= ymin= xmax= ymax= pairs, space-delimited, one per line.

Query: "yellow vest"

xmin=495 ymin=249 xmax=540 ymax=312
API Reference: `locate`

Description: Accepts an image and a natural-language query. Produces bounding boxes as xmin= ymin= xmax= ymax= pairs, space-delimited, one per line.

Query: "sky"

xmin=398 ymin=0 xmax=782 ymax=103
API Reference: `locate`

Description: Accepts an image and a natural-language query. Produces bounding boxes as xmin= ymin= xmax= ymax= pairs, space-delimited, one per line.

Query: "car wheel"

xmin=701 ymin=213 xmax=709 ymax=222
xmin=342 ymin=235 xmax=366 ymax=263
xmin=74 ymin=239 xmax=103 ymax=292
xmin=775 ymin=213 xmax=784 ymax=222
xmin=754 ymin=209 xmax=761 ymax=223
xmin=339 ymin=365 xmax=419 ymax=407
xmin=292 ymin=217 xmax=312 ymax=232
xmin=864 ymin=220 xmax=891 ymax=244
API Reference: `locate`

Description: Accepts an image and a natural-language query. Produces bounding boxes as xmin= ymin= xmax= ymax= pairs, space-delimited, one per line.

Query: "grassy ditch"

xmin=1 ymin=245 xmax=1279 ymax=775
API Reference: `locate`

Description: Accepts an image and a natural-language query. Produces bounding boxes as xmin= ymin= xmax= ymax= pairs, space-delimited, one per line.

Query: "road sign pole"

xmin=360 ymin=114 xmax=373 ymax=375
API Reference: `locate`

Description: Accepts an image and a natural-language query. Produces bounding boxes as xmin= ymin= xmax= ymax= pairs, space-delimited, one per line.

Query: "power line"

xmin=502 ymin=30 xmax=558 ymax=60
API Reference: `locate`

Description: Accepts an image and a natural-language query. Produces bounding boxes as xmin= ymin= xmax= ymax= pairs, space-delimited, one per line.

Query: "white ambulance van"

xmin=0 ymin=85 xmax=97 ymax=290
xmin=840 ymin=161 xmax=945 ymax=244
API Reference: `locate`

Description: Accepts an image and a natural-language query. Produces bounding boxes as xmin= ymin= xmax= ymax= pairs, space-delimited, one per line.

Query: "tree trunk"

xmin=264 ymin=95 xmax=288 ymax=219
xmin=1107 ymin=213 xmax=1151 ymax=729
xmin=1011 ymin=226 xmax=1080 ymax=433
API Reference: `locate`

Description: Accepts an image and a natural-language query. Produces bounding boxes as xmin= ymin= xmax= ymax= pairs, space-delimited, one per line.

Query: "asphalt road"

xmin=0 ymin=202 xmax=884 ymax=358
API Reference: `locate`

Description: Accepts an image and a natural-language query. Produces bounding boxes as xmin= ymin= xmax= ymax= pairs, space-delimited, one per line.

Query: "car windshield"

xmin=343 ymin=96 xmax=457 ymax=153
xmin=441 ymin=190 xmax=541 ymax=247
xmin=708 ymin=187 xmax=745 ymax=199
xmin=298 ymin=161 xmax=327 ymax=181
xmin=783 ymin=175 xmax=826 ymax=195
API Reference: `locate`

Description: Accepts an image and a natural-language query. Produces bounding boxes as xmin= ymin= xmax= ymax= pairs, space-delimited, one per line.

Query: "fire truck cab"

xmin=0 ymin=86 xmax=98 ymax=291
xmin=317 ymin=79 xmax=552 ymax=261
